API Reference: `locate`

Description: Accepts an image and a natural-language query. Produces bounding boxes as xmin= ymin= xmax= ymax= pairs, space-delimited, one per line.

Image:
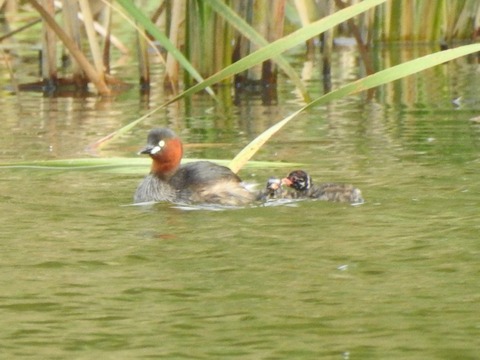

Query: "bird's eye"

xmin=158 ymin=140 xmax=165 ymax=148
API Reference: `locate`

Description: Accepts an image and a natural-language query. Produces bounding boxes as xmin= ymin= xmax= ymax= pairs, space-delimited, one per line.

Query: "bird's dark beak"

xmin=138 ymin=144 xmax=155 ymax=155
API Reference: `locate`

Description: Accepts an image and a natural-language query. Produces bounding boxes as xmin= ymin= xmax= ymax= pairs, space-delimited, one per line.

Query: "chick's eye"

xmin=158 ymin=140 xmax=165 ymax=148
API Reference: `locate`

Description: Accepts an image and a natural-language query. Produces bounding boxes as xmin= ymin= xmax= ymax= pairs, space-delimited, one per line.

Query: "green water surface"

xmin=1 ymin=46 xmax=479 ymax=359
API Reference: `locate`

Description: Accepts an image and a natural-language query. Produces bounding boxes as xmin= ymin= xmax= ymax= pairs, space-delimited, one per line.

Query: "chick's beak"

xmin=281 ymin=177 xmax=293 ymax=187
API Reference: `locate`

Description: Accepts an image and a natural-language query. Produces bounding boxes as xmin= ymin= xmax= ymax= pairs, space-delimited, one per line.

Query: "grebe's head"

xmin=139 ymin=128 xmax=183 ymax=178
xmin=282 ymin=170 xmax=312 ymax=191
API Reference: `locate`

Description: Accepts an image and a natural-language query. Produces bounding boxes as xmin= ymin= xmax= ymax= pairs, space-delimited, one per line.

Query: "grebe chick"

xmin=282 ymin=170 xmax=364 ymax=203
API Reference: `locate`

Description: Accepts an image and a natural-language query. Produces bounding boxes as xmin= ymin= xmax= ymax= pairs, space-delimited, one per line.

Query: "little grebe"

xmin=257 ymin=177 xmax=288 ymax=201
xmin=134 ymin=128 xmax=256 ymax=206
xmin=281 ymin=170 xmax=364 ymax=203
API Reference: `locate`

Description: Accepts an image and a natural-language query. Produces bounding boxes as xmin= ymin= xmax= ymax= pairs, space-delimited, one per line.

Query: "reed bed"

xmin=2 ymin=0 xmax=480 ymax=169
xmin=1 ymin=0 xmax=479 ymax=94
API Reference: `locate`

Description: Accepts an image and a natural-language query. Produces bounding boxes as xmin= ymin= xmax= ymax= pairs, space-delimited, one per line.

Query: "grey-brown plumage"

xmin=283 ymin=170 xmax=364 ymax=203
xmin=133 ymin=174 xmax=176 ymax=203
xmin=257 ymin=172 xmax=364 ymax=204
xmin=134 ymin=128 xmax=256 ymax=205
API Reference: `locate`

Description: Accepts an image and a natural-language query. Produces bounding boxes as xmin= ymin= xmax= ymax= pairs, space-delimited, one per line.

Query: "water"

xmin=1 ymin=46 xmax=480 ymax=358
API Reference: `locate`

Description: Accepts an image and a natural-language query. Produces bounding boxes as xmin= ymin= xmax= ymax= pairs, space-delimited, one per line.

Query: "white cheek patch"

xmin=150 ymin=145 xmax=161 ymax=154
xmin=151 ymin=140 xmax=166 ymax=155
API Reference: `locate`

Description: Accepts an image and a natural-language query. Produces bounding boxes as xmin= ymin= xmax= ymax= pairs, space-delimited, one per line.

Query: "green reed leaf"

xmin=0 ymin=158 xmax=301 ymax=174
xmin=207 ymin=0 xmax=311 ymax=102
xmin=115 ymin=0 xmax=215 ymax=97
xmin=169 ymin=0 xmax=387 ymax=101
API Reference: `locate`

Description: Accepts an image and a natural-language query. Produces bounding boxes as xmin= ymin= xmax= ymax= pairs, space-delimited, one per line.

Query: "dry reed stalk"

xmin=335 ymin=0 xmax=374 ymax=74
xmin=321 ymin=0 xmax=334 ymax=92
xmin=417 ymin=0 xmax=442 ymax=41
xmin=262 ymin=0 xmax=285 ymax=84
xmin=293 ymin=0 xmax=319 ymax=58
xmin=137 ymin=27 xmax=150 ymax=88
xmin=164 ymin=0 xmax=184 ymax=89
xmin=27 ymin=0 xmax=111 ymax=94
xmin=401 ymin=0 xmax=414 ymax=40
xmin=98 ymin=1 xmax=113 ymax=74
xmin=61 ymin=0 xmax=86 ymax=85
xmin=451 ymin=0 xmax=480 ymax=40
xmin=40 ymin=0 xmax=57 ymax=83
xmin=232 ymin=0 xmax=286 ymax=86
xmin=246 ymin=0 xmax=266 ymax=81
xmin=79 ymin=0 xmax=104 ymax=75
